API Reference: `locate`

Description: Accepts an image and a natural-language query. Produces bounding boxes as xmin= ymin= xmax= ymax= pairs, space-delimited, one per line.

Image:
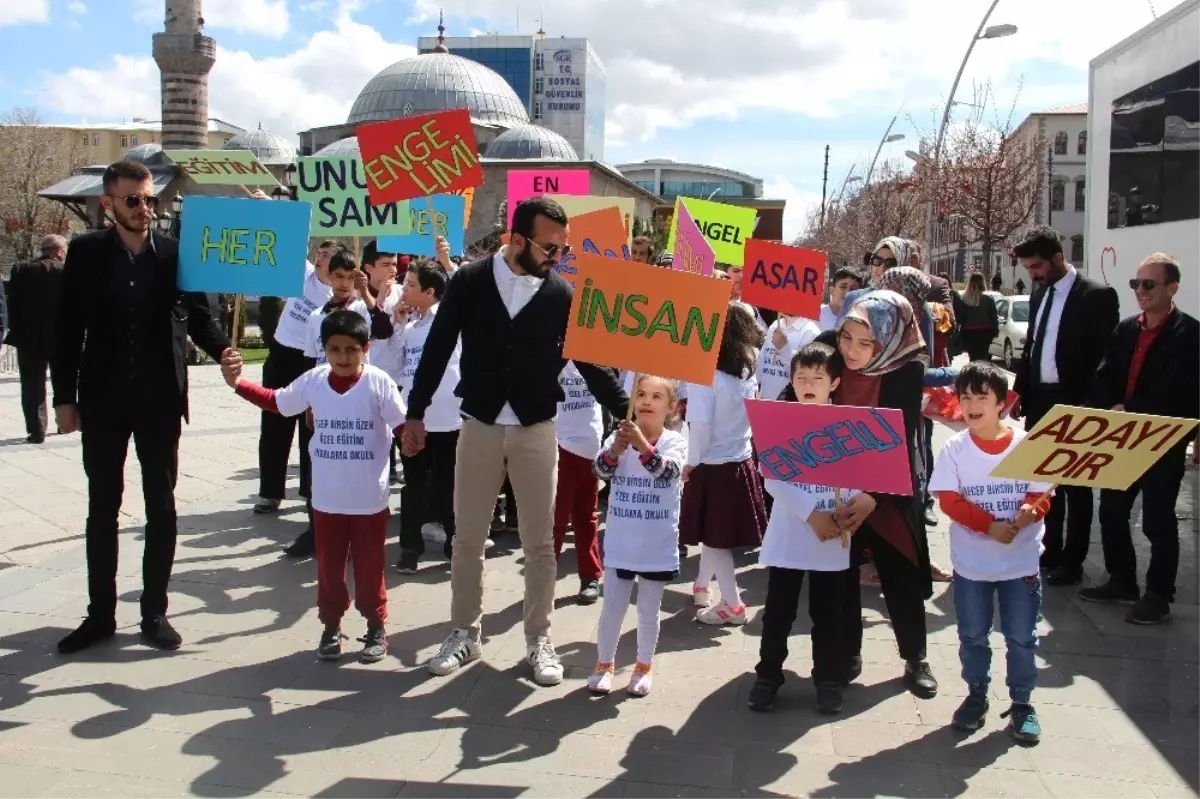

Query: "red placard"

xmin=355 ymin=109 xmax=483 ymax=205
xmin=740 ymin=240 xmax=827 ymax=320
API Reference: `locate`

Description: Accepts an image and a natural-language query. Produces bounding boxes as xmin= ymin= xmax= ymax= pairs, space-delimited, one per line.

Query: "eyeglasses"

xmin=1129 ymin=278 xmax=1167 ymax=291
xmin=871 ymin=256 xmax=899 ymax=268
xmin=528 ymin=239 xmax=570 ymax=260
xmin=109 ymin=193 xmax=159 ymax=209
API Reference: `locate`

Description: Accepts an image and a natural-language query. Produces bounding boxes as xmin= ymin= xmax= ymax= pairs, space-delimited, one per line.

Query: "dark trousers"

xmin=494 ymin=477 xmax=518 ymax=531
xmin=315 ymin=509 xmax=389 ymax=625
xmin=398 ymin=430 xmax=458 ymax=556
xmin=961 ymin=329 xmax=994 ymax=363
xmin=1099 ymin=446 xmax=1186 ymax=601
xmin=81 ymin=401 xmax=182 ymax=622
xmin=852 ymin=526 xmax=928 ymax=662
xmin=922 ymin=417 xmax=935 ymax=510
xmin=16 ymin=349 xmax=51 ymax=439
xmin=1026 ymin=387 xmax=1093 ymax=570
xmin=552 ymin=447 xmax=602 ymax=581
xmin=756 ymin=565 xmax=859 ymax=686
xmin=258 ymin=341 xmax=314 ymax=500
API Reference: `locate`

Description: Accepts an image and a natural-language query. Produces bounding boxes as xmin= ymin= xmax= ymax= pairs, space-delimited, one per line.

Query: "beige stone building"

xmin=42 ymin=118 xmax=243 ymax=166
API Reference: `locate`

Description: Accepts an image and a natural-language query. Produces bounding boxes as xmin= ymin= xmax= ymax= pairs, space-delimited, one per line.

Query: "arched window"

xmin=1075 ymin=179 xmax=1086 ymax=212
xmin=1077 ymin=131 xmax=1087 ymax=155
xmin=1051 ymin=181 xmax=1065 ymax=212
xmin=1054 ymin=131 xmax=1068 ymax=155
xmin=1070 ymin=234 xmax=1084 ymax=263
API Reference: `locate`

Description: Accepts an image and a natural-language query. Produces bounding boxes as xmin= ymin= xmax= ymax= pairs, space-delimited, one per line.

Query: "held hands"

xmin=809 ymin=511 xmax=843 ymax=542
xmin=1013 ymin=504 xmax=1038 ymax=530
xmin=55 ymin=404 xmax=81 ymax=434
xmin=617 ymin=419 xmax=652 ymax=455
xmin=220 ymin=348 xmax=244 ymax=388
xmin=609 ymin=423 xmax=633 ymax=458
xmin=987 ymin=521 xmax=1019 ymax=545
xmin=833 ymin=493 xmax=876 ymax=533
xmin=401 ymin=419 xmax=427 ymax=456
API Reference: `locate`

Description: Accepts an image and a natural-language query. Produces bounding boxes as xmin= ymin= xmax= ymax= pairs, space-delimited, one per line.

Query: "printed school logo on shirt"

xmin=601 ymin=429 xmax=688 ymax=573
xmin=272 ymin=263 xmax=333 ymax=351
xmin=760 ymin=480 xmax=860 ymax=572
xmin=929 ymin=427 xmax=1053 ymax=582
xmin=556 ymin=362 xmax=603 ymax=460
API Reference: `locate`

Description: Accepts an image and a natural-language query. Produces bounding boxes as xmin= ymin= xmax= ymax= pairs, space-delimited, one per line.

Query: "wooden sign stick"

xmin=625 ymin=373 xmax=640 ymax=422
xmin=835 ymin=487 xmax=848 ymax=549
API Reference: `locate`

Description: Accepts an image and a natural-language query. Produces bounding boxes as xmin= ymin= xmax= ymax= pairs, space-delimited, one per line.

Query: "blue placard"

xmin=377 ymin=194 xmax=465 ymax=257
xmin=178 ymin=195 xmax=312 ymax=296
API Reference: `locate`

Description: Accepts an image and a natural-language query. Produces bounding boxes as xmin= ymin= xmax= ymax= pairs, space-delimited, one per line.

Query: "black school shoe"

xmin=359 ymin=624 xmax=388 ymax=663
xmin=815 ymin=682 xmax=844 ymax=714
xmin=140 ymin=616 xmax=183 ymax=650
xmin=748 ymin=677 xmax=781 ymax=712
xmin=903 ymin=660 xmax=938 ymax=698
xmin=1127 ymin=593 xmax=1171 ymax=625
xmin=577 ymin=580 xmax=601 ymax=605
xmin=394 ymin=551 xmax=420 ymax=574
xmin=57 ymin=617 xmax=117 ymax=654
xmin=285 ymin=529 xmax=315 ymax=558
xmin=844 ymin=655 xmax=863 ymax=687
xmin=319 ymin=624 xmax=344 ymax=660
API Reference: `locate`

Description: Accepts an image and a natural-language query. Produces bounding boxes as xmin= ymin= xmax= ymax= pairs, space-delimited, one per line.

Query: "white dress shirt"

xmin=1031 ymin=265 xmax=1076 ymax=384
xmin=492 ymin=251 xmax=544 ymax=425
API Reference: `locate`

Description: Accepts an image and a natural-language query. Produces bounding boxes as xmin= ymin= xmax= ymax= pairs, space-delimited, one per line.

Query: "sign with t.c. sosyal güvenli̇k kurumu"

xmin=355 ymin=109 xmax=484 ymax=205
xmin=562 ymin=253 xmax=731 ymax=386
xmin=745 ymin=399 xmax=913 ymax=495
xmin=177 ymin=195 xmax=312 ymax=297
xmin=377 ymin=194 xmax=467 ymax=257
xmin=989 ymin=405 xmax=1199 ymax=490
xmin=740 ymin=239 xmax=828 ymax=320
xmin=163 ymin=149 xmax=282 ymax=187
xmin=664 ymin=196 xmax=757 ymax=266
xmin=295 ymin=155 xmax=412 ymax=237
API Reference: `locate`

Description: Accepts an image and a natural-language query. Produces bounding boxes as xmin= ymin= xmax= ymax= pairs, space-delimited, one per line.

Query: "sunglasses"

xmin=871 ymin=256 xmax=899 ymax=268
xmin=109 ymin=193 xmax=159 ymax=209
xmin=528 ymin=239 xmax=570 ymax=260
xmin=1129 ymin=278 xmax=1167 ymax=291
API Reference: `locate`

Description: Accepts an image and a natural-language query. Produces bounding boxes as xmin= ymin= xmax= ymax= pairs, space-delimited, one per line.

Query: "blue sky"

xmin=0 ymin=0 xmax=1185 ymax=238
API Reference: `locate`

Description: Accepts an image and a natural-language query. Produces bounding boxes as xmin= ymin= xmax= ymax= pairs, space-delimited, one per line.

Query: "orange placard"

xmin=563 ymin=253 xmax=730 ymax=385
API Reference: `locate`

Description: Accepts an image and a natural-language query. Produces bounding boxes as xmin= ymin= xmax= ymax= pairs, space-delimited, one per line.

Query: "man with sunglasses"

xmin=1082 ymin=253 xmax=1198 ymax=624
xmin=401 ymin=196 xmax=628 ymax=687
xmin=1011 ymin=226 xmax=1120 ymax=587
xmin=51 ymin=160 xmax=232 ymax=654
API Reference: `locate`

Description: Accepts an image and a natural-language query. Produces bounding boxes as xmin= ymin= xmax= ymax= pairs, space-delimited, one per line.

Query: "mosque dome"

xmin=123 ymin=143 xmax=167 ymax=166
xmin=347 ymin=52 xmax=529 ymax=129
xmin=221 ymin=126 xmax=298 ymax=165
xmin=314 ymin=136 xmax=360 ymax=156
xmin=486 ymin=124 xmax=579 ymax=161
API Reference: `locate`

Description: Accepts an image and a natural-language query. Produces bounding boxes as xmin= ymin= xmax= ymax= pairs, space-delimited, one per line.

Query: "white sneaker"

xmin=695 ymin=600 xmax=748 ymax=626
xmin=692 ymin=584 xmax=711 ymax=608
xmin=527 ymin=635 xmax=564 ymax=686
xmin=427 ymin=628 xmax=481 ymax=676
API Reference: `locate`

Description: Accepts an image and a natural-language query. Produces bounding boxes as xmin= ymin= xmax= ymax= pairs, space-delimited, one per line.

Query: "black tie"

xmin=1029 ymin=285 xmax=1056 ymax=386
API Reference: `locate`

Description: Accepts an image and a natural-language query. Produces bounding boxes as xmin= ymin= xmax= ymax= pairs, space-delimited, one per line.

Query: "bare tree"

xmin=932 ymin=82 xmax=1044 ymax=278
xmin=0 ymin=107 xmax=85 ymax=270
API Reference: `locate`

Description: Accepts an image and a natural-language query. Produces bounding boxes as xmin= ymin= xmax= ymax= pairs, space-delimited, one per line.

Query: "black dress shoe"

xmin=1045 ymin=565 xmax=1083 ymax=586
xmin=25 ymin=434 xmax=45 ymax=444
xmin=140 ymin=616 xmax=182 ymax=650
xmin=903 ymin=659 xmax=938 ymax=698
xmin=816 ymin=682 xmax=844 ymax=714
xmin=748 ymin=677 xmax=780 ymax=712
xmin=58 ymin=617 xmax=117 ymax=654
xmin=285 ymin=529 xmax=315 ymax=558
xmin=843 ymin=655 xmax=863 ymax=687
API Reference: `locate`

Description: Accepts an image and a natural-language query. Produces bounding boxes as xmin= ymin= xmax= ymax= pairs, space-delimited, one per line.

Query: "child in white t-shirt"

xmin=757 ymin=314 xmax=820 ymax=401
xmin=553 ymin=361 xmax=607 ymax=604
xmin=589 ymin=375 xmax=687 ymax=697
xmin=222 ymin=310 xmax=407 ymax=665
xmin=303 ymin=250 xmax=394 ymax=367
xmin=748 ymin=342 xmax=861 ymax=715
xmin=929 ymin=361 xmax=1052 ymax=744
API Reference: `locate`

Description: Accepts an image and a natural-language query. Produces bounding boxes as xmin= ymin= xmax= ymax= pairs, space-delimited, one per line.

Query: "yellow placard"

xmin=545 ymin=194 xmax=635 ymax=247
xmin=990 ymin=405 xmax=1199 ymax=490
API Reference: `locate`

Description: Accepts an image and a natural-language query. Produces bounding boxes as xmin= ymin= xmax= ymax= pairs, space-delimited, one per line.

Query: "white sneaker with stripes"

xmin=427 ymin=628 xmax=482 ymax=676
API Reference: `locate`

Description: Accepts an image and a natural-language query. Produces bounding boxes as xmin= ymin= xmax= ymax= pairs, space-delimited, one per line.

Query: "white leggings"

xmin=596 ymin=568 xmax=667 ymax=666
xmin=694 ymin=545 xmax=741 ymax=607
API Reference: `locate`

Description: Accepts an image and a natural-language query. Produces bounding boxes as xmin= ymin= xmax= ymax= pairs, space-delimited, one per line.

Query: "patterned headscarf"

xmin=837 ymin=289 xmax=928 ymax=376
xmin=878 ymin=266 xmax=931 ymax=315
xmin=872 ymin=236 xmax=911 ymax=282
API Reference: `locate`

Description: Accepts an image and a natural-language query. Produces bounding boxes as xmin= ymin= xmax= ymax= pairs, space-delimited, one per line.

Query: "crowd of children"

xmin=222 ymin=233 xmax=1054 ymax=747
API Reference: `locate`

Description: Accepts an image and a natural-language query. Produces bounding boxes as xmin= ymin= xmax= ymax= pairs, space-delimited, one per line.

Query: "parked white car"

xmin=989 ymin=295 xmax=1030 ymax=370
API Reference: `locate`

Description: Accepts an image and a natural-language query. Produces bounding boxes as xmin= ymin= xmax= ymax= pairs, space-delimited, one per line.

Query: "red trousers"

xmin=314 ymin=508 xmax=389 ymax=626
xmin=552 ymin=447 xmax=602 ymax=581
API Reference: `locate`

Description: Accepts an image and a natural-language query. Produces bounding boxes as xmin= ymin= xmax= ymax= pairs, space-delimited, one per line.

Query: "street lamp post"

xmin=837 ymin=174 xmax=863 ymax=206
xmin=922 ymin=0 xmax=1017 ymax=262
xmin=865 ymin=113 xmax=906 ymax=188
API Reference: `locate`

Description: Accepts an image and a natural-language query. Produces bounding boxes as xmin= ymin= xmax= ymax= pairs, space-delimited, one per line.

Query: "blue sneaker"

xmin=951 ymin=693 xmax=990 ymax=731
xmin=1002 ymin=703 xmax=1041 ymax=743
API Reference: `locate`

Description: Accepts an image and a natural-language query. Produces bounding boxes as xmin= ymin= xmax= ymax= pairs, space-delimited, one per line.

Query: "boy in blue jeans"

xmin=929 ymin=361 xmax=1052 ymax=742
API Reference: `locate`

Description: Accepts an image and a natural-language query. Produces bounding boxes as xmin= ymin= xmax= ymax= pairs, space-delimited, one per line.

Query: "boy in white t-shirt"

xmin=929 ymin=361 xmax=1052 ymax=743
xmin=553 ymin=362 xmax=607 ymax=604
xmin=757 ymin=314 xmax=820 ymax=402
xmin=748 ymin=342 xmax=861 ymax=715
xmin=818 ymin=267 xmax=865 ymax=332
xmin=393 ymin=259 xmax=462 ymax=573
xmin=222 ymin=310 xmax=407 ymax=664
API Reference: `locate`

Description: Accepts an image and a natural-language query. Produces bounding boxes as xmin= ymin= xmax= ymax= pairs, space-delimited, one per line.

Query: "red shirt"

xmin=1125 ymin=312 xmax=1168 ymax=403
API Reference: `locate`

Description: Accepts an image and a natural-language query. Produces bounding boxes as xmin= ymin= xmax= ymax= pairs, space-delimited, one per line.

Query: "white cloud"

xmin=132 ymin=0 xmax=291 ymax=39
xmin=67 ymin=0 xmax=84 ymax=14
xmin=764 ymin=177 xmax=823 ymax=244
xmin=0 ymin=0 xmax=48 ymax=26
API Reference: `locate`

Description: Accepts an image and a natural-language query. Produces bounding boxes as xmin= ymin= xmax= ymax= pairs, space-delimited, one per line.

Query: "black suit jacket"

xmin=407 ymin=255 xmax=628 ymax=425
xmin=51 ymin=229 xmax=229 ymax=422
xmin=3 ymin=257 xmax=64 ymax=359
xmin=1093 ymin=308 xmax=1200 ymax=423
xmin=1014 ymin=272 xmax=1119 ymax=409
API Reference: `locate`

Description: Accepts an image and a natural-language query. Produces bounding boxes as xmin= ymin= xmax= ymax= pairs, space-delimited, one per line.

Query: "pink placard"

xmin=746 ymin=399 xmax=913 ymax=495
xmin=506 ymin=169 xmax=590 ymax=228
xmin=672 ymin=200 xmax=715 ymax=277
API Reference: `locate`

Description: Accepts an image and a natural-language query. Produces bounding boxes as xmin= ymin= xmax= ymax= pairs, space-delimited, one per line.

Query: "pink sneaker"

xmin=587 ymin=661 xmax=614 ymax=694
xmin=692 ymin=584 xmax=711 ymax=608
xmin=627 ymin=662 xmax=652 ymax=696
xmin=696 ymin=600 xmax=747 ymax=626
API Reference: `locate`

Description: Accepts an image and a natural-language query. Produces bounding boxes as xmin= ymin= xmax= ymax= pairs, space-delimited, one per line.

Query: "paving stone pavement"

xmin=0 ymin=361 xmax=1195 ymax=798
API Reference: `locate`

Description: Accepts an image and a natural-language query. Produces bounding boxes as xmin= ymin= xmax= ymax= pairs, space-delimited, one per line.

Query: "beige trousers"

xmin=451 ymin=418 xmax=559 ymax=641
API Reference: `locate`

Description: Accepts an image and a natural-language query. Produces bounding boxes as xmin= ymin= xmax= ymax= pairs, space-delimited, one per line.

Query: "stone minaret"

xmin=152 ymin=0 xmax=215 ymax=148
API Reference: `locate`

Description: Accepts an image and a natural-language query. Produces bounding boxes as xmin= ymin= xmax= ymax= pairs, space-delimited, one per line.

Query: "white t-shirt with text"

xmin=761 ymin=480 xmax=861 ymax=571
xmin=272 ymin=262 xmax=333 ymax=351
xmin=397 ymin=303 xmax=462 ymax=433
xmin=685 ymin=370 xmax=757 ymax=465
xmin=601 ymin=429 xmax=688 ymax=573
xmin=757 ymin=316 xmax=821 ymax=402
xmin=304 ymin=300 xmax=373 ymax=365
xmin=557 ymin=362 xmax=604 ymax=459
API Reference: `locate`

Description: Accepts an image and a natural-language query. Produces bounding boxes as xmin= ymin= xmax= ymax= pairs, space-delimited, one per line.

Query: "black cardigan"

xmin=1093 ymin=309 xmax=1200 ymax=426
xmin=407 ymin=255 xmax=629 ymax=425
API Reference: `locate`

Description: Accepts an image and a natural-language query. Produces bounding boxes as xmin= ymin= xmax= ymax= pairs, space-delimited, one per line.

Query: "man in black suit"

xmin=1012 ymin=226 xmax=1120 ymax=586
xmin=1080 ymin=253 xmax=1199 ymax=624
xmin=4 ymin=234 xmax=67 ymax=443
xmin=52 ymin=161 xmax=231 ymax=654
xmin=402 ymin=197 xmax=628 ymax=686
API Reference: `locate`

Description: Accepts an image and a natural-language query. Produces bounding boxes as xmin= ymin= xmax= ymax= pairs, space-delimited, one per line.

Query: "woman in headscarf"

xmin=820 ymin=290 xmax=938 ymax=700
xmin=836 ymin=236 xmax=912 ymax=323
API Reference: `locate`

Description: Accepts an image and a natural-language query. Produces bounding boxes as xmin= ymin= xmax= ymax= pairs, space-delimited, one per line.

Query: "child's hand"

xmin=392 ymin=303 xmax=408 ymax=325
xmin=220 ymin=349 xmax=243 ymax=388
xmin=834 ymin=494 xmax=876 ymax=531
xmin=772 ymin=326 xmax=788 ymax=351
xmin=610 ymin=425 xmax=632 ymax=457
xmin=987 ymin=521 xmax=1018 ymax=544
xmin=1014 ymin=504 xmax=1038 ymax=530
xmin=436 ymin=236 xmax=453 ymax=270
xmin=354 ymin=270 xmax=374 ymax=306
xmin=809 ymin=511 xmax=842 ymax=542
xmin=618 ymin=419 xmax=651 ymax=455
xmin=305 ymin=409 xmax=315 ymax=433
xmin=682 ymin=465 xmax=695 ymax=483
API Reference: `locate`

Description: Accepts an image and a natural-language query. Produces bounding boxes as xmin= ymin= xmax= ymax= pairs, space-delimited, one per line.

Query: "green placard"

xmin=164 ymin=149 xmax=280 ymax=187
xmin=296 ymin=156 xmax=413 ymax=237
xmin=665 ymin=196 xmax=758 ymax=266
